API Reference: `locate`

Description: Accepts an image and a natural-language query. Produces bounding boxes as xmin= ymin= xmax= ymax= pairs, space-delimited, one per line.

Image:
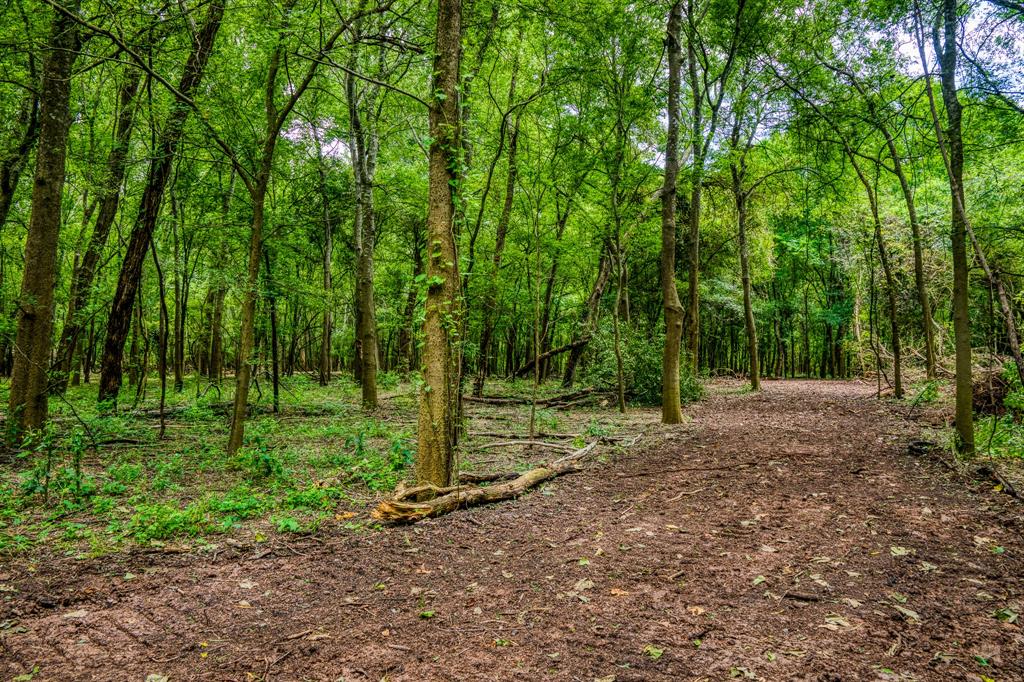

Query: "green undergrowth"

xmin=0 ymin=374 xmax=626 ymax=558
xmin=0 ymin=375 xmax=417 ymax=557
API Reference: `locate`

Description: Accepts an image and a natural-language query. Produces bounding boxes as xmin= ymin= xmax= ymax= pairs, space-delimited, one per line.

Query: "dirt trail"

xmin=2 ymin=381 xmax=1022 ymax=681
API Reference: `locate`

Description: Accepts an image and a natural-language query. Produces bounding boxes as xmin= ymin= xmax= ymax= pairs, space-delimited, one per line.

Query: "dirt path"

xmin=2 ymin=381 xmax=1022 ymax=681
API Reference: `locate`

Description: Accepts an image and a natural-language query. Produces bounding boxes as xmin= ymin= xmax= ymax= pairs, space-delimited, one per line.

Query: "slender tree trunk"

xmin=881 ymin=125 xmax=936 ymax=380
xmin=170 ymin=192 xmax=187 ymax=392
xmin=7 ymin=8 xmax=80 ymax=436
xmin=914 ymin=0 xmax=973 ymax=452
xmin=51 ymin=69 xmax=142 ymax=395
xmin=660 ymin=0 xmax=685 ymax=422
xmin=0 ymin=90 xmax=40 ymax=233
xmin=97 ymin=2 xmax=224 ymax=406
xmin=151 ymin=242 xmax=169 ymax=438
xmin=399 ymin=219 xmax=425 ymax=375
xmin=316 ymin=126 xmax=333 ymax=387
xmin=870 ymin=202 xmax=902 ymax=398
xmin=560 ymin=247 xmax=613 ymax=387
xmin=612 ymin=247 xmax=627 ymax=414
xmin=684 ymin=16 xmax=701 ymax=368
xmin=736 ymin=189 xmax=759 ymax=390
xmin=416 ymin=0 xmax=463 ymax=486
xmin=346 ymin=71 xmax=380 ymax=408
xmin=227 ymin=181 xmax=268 ymax=453
xmin=473 ymin=111 xmax=520 ymax=397
xmin=264 ymin=249 xmax=280 ymax=414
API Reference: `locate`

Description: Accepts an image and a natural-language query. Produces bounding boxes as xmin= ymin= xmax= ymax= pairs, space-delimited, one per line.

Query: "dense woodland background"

xmin=1 ymin=0 xmax=1023 ymax=505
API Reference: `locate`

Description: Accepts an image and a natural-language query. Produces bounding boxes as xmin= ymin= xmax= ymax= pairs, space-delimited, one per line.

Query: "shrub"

xmin=584 ymin=326 xmax=702 ymax=406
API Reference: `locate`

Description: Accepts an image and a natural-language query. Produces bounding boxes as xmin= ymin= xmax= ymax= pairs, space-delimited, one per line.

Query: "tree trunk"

xmin=661 ymin=0 xmax=685 ymax=422
xmin=0 ymin=91 xmax=40 ymax=233
xmin=7 ymin=8 xmax=80 ymax=436
xmin=51 ymin=69 xmax=142 ymax=395
xmin=560 ymin=247 xmax=613 ymax=387
xmin=264 ymin=249 xmax=280 ymax=414
xmin=227 ymin=181 xmax=267 ymax=454
xmin=399 ymin=219 xmax=425 ymax=375
xmin=736 ymin=189 xmax=759 ymax=391
xmin=473 ymin=111 xmax=520 ymax=397
xmin=316 ymin=126 xmax=333 ymax=387
xmin=347 ymin=69 xmax=380 ymax=409
xmin=417 ymin=0 xmax=463 ymax=487
xmin=97 ymin=2 xmax=224 ymax=406
xmin=914 ymin=0 xmax=973 ymax=452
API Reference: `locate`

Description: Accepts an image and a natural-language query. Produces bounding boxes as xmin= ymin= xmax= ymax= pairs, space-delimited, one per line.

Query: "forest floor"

xmin=1 ymin=379 xmax=1023 ymax=681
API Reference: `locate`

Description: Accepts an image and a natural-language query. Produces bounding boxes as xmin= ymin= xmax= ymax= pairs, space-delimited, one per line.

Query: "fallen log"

xmin=458 ymin=471 xmax=520 ymax=484
xmin=372 ymin=442 xmax=599 ymax=523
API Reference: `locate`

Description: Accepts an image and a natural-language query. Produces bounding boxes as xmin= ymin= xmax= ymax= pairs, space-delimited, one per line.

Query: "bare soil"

xmin=2 ymin=380 xmax=1022 ymax=681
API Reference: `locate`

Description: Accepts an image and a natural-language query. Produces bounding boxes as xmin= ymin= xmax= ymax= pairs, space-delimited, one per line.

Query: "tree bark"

xmin=473 ymin=109 xmax=520 ymax=397
xmin=660 ymin=0 xmax=685 ymax=422
xmin=914 ymin=0 xmax=973 ymax=452
xmin=50 ymin=68 xmax=142 ymax=394
xmin=416 ymin=0 xmax=463 ymax=487
xmin=346 ymin=67 xmax=380 ymax=409
xmin=0 ymin=90 xmax=40 ymax=233
xmin=7 ymin=8 xmax=80 ymax=436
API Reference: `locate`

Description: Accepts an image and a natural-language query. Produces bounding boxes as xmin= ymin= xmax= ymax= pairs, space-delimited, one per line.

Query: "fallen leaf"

xmin=890 ymin=604 xmax=921 ymax=622
xmin=238 ymin=580 xmax=256 ymax=590
xmin=573 ymin=578 xmax=595 ymax=592
xmin=642 ymin=644 xmax=664 ymax=660
xmin=890 ymin=546 xmax=913 ymax=557
xmin=62 ymin=609 xmax=88 ymax=619
xmin=820 ymin=613 xmax=852 ymax=631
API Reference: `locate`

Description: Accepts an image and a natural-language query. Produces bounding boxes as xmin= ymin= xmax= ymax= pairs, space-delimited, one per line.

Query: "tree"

xmin=7 ymin=7 xmax=80 ymax=437
xmin=96 ymin=1 xmax=224 ymax=406
xmin=661 ymin=0 xmax=685 ymax=421
xmin=416 ymin=0 xmax=463 ymax=486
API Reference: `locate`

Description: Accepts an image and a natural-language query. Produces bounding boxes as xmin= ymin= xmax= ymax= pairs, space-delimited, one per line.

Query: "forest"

xmin=0 ymin=0 xmax=1023 ymax=678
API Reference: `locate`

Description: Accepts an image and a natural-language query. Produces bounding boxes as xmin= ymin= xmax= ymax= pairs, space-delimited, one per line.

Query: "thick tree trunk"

xmin=7 ymin=9 xmax=80 ymax=436
xmin=97 ymin=2 xmax=224 ymax=406
xmin=417 ymin=0 xmax=463 ymax=487
xmin=660 ymin=0 xmax=685 ymax=422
